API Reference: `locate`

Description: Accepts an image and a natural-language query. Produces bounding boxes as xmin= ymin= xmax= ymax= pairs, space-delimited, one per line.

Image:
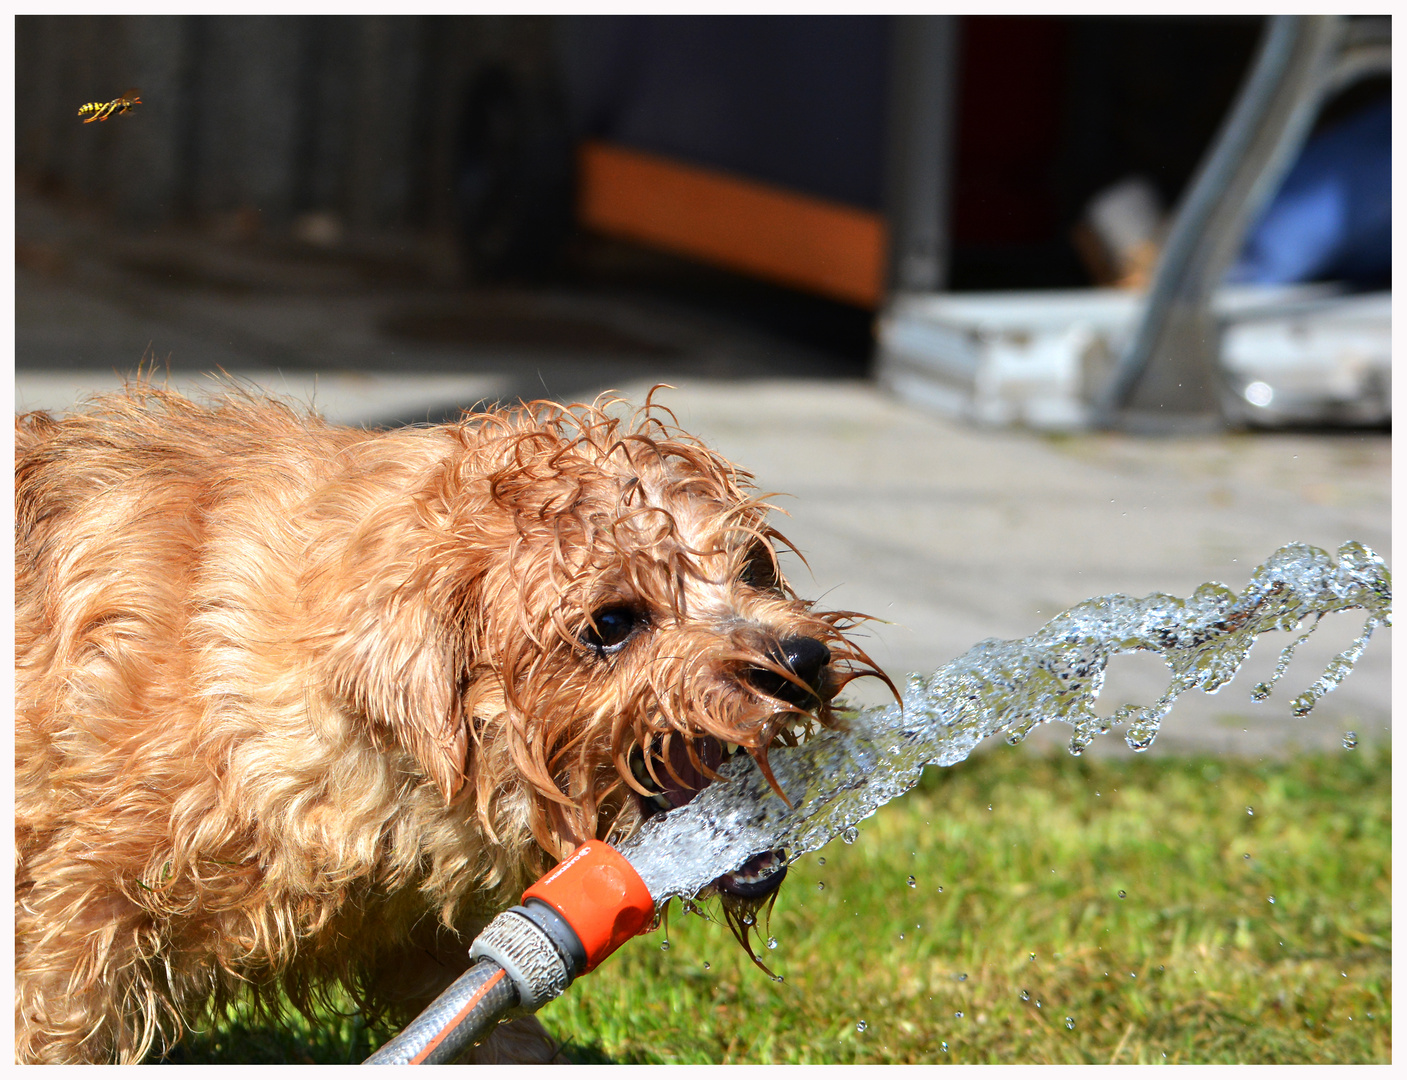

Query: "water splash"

xmin=618 ymin=542 xmax=1389 ymax=902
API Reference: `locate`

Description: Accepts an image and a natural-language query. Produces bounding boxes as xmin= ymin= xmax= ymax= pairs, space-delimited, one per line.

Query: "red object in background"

xmin=578 ymin=141 xmax=888 ymax=308
xmin=951 ymin=17 xmax=1069 ymax=248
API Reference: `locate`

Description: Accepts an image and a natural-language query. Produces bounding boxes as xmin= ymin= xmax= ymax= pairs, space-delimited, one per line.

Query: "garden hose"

xmin=363 ymin=840 xmax=655 ymax=1064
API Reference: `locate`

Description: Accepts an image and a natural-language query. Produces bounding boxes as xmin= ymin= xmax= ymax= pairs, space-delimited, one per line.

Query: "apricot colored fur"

xmin=15 ymin=385 xmax=882 ymax=1063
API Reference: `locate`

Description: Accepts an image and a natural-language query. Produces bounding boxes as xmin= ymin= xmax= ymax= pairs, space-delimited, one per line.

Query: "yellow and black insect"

xmin=77 ymin=88 xmax=141 ymax=124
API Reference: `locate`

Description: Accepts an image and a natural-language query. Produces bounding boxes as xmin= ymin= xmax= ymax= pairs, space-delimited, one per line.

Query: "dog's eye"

xmin=740 ymin=545 xmax=781 ymax=592
xmin=581 ymin=605 xmax=640 ymax=655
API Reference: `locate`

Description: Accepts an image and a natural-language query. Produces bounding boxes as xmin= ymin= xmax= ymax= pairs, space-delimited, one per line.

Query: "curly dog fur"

xmin=15 ymin=384 xmax=885 ymax=1063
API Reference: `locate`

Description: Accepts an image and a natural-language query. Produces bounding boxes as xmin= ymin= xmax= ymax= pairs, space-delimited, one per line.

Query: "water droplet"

xmin=817 ymin=857 xmax=826 ymax=866
xmin=1036 ymin=1001 xmax=1042 ymax=1008
xmin=842 ymin=827 xmax=858 ymax=844
xmin=907 ymin=875 xmax=917 ymax=888
xmin=856 ymin=1020 xmax=867 ymax=1033
xmin=741 ymin=913 xmax=755 ymax=926
xmin=1343 ymin=731 xmax=1358 ymax=750
xmin=817 ymin=881 xmax=825 ymax=891
xmin=1268 ymin=896 xmax=1276 ymax=904
xmin=703 ymin=961 xmax=710 ymax=970
xmin=898 ymin=933 xmax=905 ymax=941
xmin=771 ymin=973 xmax=784 ymax=983
xmin=767 ymin=937 xmax=778 ymax=950
xmin=1029 ymin=953 xmax=1036 ymax=962
xmin=1247 ymin=806 xmax=1254 ymax=816
xmin=1118 ymin=890 xmax=1126 ymax=899
xmin=957 ymin=973 xmax=968 ymax=982
xmin=1244 ymin=853 xmax=1251 ymax=860
xmin=660 ymin=940 xmax=670 ymax=951
xmin=1020 ymin=989 xmax=1030 ymax=1001
xmin=941 ymin=1042 xmax=949 ymax=1053
xmin=1065 ymin=1017 xmax=1075 ymax=1030
xmin=938 ymin=885 xmax=944 ymax=893
xmin=955 ymin=1011 xmax=963 ymax=1019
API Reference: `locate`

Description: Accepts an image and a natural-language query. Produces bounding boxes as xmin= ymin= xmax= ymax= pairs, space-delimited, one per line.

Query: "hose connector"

xmin=521 ymin=839 xmax=655 ymax=974
xmin=468 ymin=908 xmax=571 ymax=1011
xmin=365 ymin=841 xmax=655 ymax=1063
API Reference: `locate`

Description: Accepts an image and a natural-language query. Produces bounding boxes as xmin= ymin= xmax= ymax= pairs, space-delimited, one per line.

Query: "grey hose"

xmin=363 ymin=900 xmax=585 ymax=1064
xmin=363 ymin=958 xmax=519 ymax=1065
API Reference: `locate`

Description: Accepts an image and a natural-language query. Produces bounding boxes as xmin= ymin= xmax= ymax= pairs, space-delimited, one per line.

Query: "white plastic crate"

xmin=875 ymin=285 xmax=1386 ymax=429
xmin=1220 ymin=292 xmax=1390 ymax=426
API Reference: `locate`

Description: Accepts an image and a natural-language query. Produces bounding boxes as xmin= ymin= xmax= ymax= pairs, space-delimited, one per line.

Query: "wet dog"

xmin=15 ymin=385 xmax=888 ymax=1063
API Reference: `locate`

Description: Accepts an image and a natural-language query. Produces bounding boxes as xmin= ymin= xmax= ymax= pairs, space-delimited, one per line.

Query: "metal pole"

xmin=1098 ymin=15 xmax=1344 ymax=427
xmin=884 ymin=14 xmax=960 ymax=294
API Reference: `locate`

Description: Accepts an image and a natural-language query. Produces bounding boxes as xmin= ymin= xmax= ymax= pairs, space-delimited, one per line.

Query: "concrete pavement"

xmin=15 ymin=192 xmax=1391 ymax=760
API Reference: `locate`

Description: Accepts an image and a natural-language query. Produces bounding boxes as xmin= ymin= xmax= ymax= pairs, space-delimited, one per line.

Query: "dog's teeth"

xmin=724 ymin=741 xmax=740 ymax=756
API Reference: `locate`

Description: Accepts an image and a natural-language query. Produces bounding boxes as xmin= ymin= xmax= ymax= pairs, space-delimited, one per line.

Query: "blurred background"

xmin=14 ymin=14 xmax=1391 ymax=756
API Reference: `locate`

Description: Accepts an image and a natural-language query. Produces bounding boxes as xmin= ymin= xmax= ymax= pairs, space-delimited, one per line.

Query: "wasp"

xmin=77 ymin=88 xmax=141 ymax=124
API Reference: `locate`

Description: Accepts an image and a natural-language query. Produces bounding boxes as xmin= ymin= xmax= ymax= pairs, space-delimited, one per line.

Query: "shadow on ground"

xmin=16 ymin=187 xmax=875 ymax=418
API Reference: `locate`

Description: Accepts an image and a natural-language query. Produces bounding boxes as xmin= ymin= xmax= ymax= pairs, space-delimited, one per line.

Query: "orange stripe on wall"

xmin=577 ymin=140 xmax=889 ymax=308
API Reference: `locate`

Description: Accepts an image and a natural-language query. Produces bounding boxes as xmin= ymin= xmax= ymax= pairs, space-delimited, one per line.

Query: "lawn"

xmin=164 ymin=745 xmax=1390 ymax=1064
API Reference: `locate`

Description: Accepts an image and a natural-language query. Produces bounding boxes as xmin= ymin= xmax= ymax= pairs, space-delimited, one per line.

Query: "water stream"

xmin=617 ymin=541 xmax=1390 ymax=902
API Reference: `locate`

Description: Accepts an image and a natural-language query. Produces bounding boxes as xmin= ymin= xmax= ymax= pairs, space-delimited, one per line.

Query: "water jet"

xmin=366 ymin=540 xmax=1388 ymax=1062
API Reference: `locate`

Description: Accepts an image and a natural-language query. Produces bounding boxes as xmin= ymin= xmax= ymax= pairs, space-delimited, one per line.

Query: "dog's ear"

xmin=321 ymin=571 xmax=472 ymax=803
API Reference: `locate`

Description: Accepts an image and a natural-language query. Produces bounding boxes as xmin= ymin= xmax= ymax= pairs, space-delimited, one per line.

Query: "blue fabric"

xmin=1229 ymin=97 xmax=1391 ymax=286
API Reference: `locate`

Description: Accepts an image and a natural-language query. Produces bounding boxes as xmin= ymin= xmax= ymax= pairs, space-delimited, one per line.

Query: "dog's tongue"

xmin=661 ymin=736 xmax=726 ymax=808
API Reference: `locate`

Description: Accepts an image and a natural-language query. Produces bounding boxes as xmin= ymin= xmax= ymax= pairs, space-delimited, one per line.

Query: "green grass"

xmin=158 ymin=999 xmax=385 ymax=1065
xmin=162 ymin=747 xmax=1391 ymax=1064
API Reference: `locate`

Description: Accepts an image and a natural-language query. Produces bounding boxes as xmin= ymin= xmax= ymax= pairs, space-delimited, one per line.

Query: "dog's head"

xmin=315 ymin=395 xmax=890 ymax=930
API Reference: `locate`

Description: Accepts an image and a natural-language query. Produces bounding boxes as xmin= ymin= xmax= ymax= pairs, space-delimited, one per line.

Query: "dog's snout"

xmin=744 ymin=635 xmax=830 ymax=707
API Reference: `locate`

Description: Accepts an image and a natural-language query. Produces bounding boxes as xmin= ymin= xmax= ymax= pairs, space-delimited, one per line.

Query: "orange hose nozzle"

xmin=522 ymin=840 xmax=655 ymax=973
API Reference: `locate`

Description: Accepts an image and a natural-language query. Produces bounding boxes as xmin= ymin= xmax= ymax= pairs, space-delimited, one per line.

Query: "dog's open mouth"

xmin=626 ymin=731 xmax=798 ymax=976
xmin=627 ymin=730 xmax=809 ymax=903
xmin=628 ymin=734 xmax=734 ymax=814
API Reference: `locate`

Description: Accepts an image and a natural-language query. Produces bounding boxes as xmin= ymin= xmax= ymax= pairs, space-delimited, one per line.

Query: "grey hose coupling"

xmin=468 ymin=899 xmax=584 ymax=1012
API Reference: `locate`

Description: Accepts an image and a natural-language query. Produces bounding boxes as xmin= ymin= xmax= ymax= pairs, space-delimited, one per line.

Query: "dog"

xmin=15 ymin=384 xmax=889 ymax=1063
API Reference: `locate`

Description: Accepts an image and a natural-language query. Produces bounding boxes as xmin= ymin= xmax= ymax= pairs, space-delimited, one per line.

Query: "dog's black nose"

xmin=744 ymin=635 xmax=831 ymax=707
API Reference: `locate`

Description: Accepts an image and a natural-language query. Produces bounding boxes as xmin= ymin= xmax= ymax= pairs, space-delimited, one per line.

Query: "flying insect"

xmin=78 ymin=88 xmax=141 ymax=123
